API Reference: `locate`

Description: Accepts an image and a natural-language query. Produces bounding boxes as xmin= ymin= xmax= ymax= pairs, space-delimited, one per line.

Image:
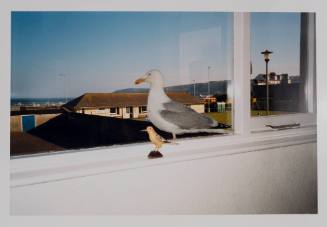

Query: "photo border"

xmin=1 ymin=0 xmax=326 ymax=226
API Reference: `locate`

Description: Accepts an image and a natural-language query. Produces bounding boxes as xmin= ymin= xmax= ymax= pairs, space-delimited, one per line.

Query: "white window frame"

xmin=237 ymin=12 xmax=317 ymax=133
xmin=233 ymin=12 xmax=251 ymax=135
xmin=9 ymin=12 xmax=317 ymax=188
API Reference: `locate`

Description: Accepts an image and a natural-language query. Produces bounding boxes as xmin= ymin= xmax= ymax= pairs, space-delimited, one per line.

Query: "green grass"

xmin=205 ymin=110 xmax=297 ymax=126
xmin=205 ymin=111 xmax=232 ymax=126
xmin=251 ymin=110 xmax=296 ymax=117
xmin=137 ymin=110 xmax=295 ymax=127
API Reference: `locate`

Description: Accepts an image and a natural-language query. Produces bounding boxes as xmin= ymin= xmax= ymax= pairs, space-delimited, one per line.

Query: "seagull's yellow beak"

xmin=134 ymin=77 xmax=146 ymax=85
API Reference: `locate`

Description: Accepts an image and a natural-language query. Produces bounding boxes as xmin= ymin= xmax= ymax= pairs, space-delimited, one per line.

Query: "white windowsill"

xmin=10 ymin=125 xmax=316 ymax=188
xmin=250 ymin=112 xmax=316 ymax=132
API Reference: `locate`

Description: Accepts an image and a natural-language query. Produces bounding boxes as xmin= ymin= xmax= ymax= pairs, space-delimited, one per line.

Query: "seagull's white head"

xmin=134 ymin=69 xmax=164 ymax=87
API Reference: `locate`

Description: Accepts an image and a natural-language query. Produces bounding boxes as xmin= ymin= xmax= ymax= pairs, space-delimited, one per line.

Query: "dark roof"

xmin=63 ymin=92 xmax=204 ymax=111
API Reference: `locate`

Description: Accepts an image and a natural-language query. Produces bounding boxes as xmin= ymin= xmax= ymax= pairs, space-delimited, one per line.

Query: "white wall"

xmin=82 ymin=108 xmax=122 ymax=117
xmin=133 ymin=106 xmax=139 ymax=118
xmin=11 ymin=142 xmax=317 ymax=215
xmin=122 ymin=107 xmax=129 ymax=119
xmin=190 ymin=104 xmax=205 ymax=113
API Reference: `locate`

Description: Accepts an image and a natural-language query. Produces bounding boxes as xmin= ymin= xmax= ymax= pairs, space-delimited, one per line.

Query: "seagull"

xmin=135 ymin=69 xmax=228 ymax=143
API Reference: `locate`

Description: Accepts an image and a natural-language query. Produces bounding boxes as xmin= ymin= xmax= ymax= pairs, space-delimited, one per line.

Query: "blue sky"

xmin=11 ymin=12 xmax=299 ymax=98
xmin=251 ymin=12 xmax=300 ymax=78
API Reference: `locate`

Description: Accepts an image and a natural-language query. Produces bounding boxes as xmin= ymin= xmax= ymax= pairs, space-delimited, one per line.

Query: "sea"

xmin=11 ymin=98 xmax=73 ymax=107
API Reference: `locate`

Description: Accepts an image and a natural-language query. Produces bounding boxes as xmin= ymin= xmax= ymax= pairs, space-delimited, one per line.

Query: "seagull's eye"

xmin=148 ymin=73 xmax=151 ymax=76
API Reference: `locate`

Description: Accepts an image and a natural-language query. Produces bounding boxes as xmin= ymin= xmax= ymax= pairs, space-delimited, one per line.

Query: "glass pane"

xmin=250 ymin=12 xmax=313 ymax=117
xmin=11 ymin=12 xmax=233 ymax=155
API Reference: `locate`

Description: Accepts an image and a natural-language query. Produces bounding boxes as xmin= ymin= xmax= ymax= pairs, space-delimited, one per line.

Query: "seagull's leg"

xmin=170 ymin=133 xmax=178 ymax=145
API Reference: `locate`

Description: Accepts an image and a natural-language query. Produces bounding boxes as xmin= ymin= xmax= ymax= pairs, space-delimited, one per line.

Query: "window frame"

xmin=236 ymin=12 xmax=317 ymax=133
xmin=109 ymin=107 xmax=117 ymax=114
xmin=139 ymin=106 xmax=147 ymax=114
xmin=126 ymin=107 xmax=130 ymax=114
xmin=9 ymin=12 xmax=317 ymax=158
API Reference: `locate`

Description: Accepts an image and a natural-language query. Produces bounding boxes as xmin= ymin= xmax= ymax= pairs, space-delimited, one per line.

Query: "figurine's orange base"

xmin=148 ymin=150 xmax=163 ymax=159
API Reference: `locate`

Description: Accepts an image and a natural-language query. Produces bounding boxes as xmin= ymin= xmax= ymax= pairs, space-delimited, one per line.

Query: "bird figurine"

xmin=143 ymin=126 xmax=167 ymax=159
xmin=135 ymin=69 xmax=228 ymax=144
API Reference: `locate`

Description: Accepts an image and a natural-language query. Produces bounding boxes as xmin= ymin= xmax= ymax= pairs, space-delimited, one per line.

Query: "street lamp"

xmin=261 ymin=49 xmax=273 ymax=115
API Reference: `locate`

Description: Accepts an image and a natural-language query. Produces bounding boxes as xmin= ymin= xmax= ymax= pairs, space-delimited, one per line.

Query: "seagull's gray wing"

xmin=160 ymin=101 xmax=217 ymax=130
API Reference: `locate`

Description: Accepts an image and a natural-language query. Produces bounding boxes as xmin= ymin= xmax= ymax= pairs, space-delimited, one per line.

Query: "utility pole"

xmin=207 ymin=66 xmax=211 ymax=113
xmin=193 ymin=79 xmax=196 ymax=96
xmin=207 ymin=66 xmax=211 ymax=96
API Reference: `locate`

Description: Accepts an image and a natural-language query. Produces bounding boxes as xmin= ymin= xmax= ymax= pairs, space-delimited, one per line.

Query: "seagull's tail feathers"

xmin=178 ymin=122 xmax=231 ymax=134
xmin=158 ymin=135 xmax=171 ymax=143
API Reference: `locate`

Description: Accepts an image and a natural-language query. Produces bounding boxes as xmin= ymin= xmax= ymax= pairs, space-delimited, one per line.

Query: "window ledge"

xmin=250 ymin=112 xmax=316 ymax=132
xmin=11 ymin=125 xmax=316 ymax=188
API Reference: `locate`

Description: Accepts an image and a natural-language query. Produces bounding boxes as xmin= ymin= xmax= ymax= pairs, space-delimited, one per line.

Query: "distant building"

xmin=200 ymin=95 xmax=217 ymax=105
xmin=254 ymin=73 xmax=295 ymax=85
xmin=63 ymin=92 xmax=205 ymax=119
xmin=289 ymin=75 xmax=300 ymax=83
xmin=280 ymin=73 xmax=291 ymax=84
xmin=254 ymin=74 xmax=267 ymax=85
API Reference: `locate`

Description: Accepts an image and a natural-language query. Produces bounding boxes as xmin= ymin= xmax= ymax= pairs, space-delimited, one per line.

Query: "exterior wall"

xmin=11 ymin=142 xmax=317 ymax=214
xmin=10 ymin=114 xmax=60 ymax=132
xmin=77 ymin=107 xmax=146 ymax=119
xmin=75 ymin=105 xmax=203 ymax=118
xmin=82 ymin=108 xmax=122 ymax=118
xmin=122 ymin=107 xmax=129 ymax=119
xmin=35 ymin=114 xmax=60 ymax=127
xmin=84 ymin=109 xmax=94 ymax=115
xmin=10 ymin=115 xmax=22 ymax=132
xmin=84 ymin=109 xmax=107 ymax=116
xmin=190 ymin=104 xmax=205 ymax=113
xmin=138 ymin=113 xmax=147 ymax=118
xmin=133 ymin=106 xmax=139 ymax=119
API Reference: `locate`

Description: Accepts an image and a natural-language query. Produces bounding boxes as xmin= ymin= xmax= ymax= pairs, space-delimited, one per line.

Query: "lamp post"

xmin=261 ymin=49 xmax=273 ymax=115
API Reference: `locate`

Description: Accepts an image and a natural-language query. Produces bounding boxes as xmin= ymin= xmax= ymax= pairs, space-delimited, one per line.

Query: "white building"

xmin=63 ymin=92 xmax=205 ymax=119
